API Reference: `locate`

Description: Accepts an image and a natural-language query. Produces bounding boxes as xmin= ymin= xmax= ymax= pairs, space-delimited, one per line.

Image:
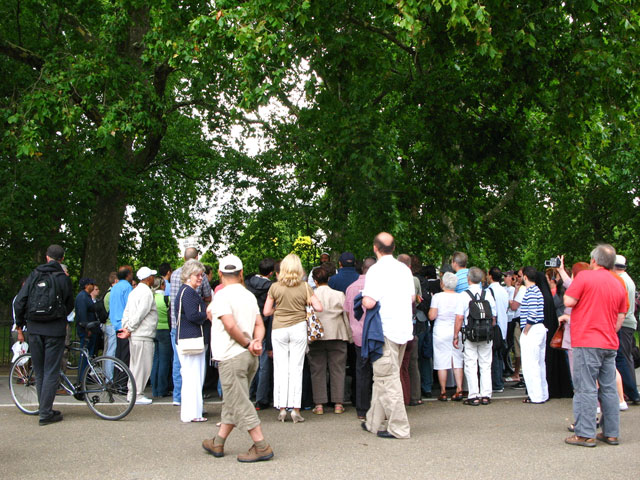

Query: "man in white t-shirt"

xmin=202 ymin=255 xmax=272 ymax=463
xmin=453 ymin=267 xmax=496 ymax=404
xmin=488 ymin=267 xmax=509 ymax=393
xmin=361 ymin=232 xmax=415 ymax=439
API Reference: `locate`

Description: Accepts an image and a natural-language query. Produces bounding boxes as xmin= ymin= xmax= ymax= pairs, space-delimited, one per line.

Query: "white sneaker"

xmin=173 ymin=401 xmax=181 ymax=406
xmin=135 ymin=396 xmax=153 ymax=405
xmin=620 ymin=401 xmax=629 ymax=411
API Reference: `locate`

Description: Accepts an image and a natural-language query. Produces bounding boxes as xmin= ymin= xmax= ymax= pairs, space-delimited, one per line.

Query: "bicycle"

xmin=9 ymin=345 xmax=136 ymax=421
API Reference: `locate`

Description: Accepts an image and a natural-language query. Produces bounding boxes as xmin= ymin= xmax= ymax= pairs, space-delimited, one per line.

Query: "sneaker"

xmin=620 ymin=401 xmax=629 ymax=411
xmin=202 ymin=438 xmax=224 ymax=457
xmin=39 ymin=411 xmax=63 ymax=426
xmin=493 ymin=388 xmax=504 ymax=393
xmin=135 ymin=396 xmax=153 ymax=405
xmin=237 ymin=444 xmax=274 ymax=463
xmin=512 ymin=381 xmax=526 ymax=389
xmin=173 ymin=401 xmax=181 ymax=406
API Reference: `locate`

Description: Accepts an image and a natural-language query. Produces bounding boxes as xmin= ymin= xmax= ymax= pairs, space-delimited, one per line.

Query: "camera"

xmin=544 ymin=257 xmax=561 ymax=268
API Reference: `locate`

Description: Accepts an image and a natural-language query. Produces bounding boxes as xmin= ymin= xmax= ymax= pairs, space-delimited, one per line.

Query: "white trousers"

xmin=177 ymin=350 xmax=206 ymax=422
xmin=520 ymin=323 xmax=549 ymax=403
xmin=271 ymin=321 xmax=307 ymax=409
xmin=128 ymin=338 xmax=154 ymax=400
xmin=463 ymin=339 xmax=493 ymax=398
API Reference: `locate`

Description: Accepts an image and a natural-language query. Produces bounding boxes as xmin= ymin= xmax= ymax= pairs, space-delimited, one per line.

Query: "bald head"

xmin=184 ymin=247 xmax=198 ymax=260
xmin=373 ymin=232 xmax=395 ymax=257
xmin=397 ymin=254 xmax=411 ymax=268
xmin=362 ymin=257 xmax=376 ymax=275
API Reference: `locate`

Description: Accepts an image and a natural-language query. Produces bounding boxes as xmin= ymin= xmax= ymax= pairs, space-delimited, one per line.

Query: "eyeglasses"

xmin=191 ymin=273 xmax=204 ymax=278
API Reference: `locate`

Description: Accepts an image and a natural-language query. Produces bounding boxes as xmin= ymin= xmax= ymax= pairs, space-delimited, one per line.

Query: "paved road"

xmin=2 ymin=375 xmax=639 ymax=480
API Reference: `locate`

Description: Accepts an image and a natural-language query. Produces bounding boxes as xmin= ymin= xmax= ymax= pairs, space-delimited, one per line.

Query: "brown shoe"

xmin=564 ymin=435 xmax=596 ymax=448
xmin=202 ymin=438 xmax=224 ymax=457
xmin=237 ymin=444 xmax=274 ymax=463
xmin=596 ymin=433 xmax=619 ymax=445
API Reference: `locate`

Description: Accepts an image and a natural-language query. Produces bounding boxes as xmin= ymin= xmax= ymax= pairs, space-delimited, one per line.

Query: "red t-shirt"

xmin=565 ymin=268 xmax=627 ymax=349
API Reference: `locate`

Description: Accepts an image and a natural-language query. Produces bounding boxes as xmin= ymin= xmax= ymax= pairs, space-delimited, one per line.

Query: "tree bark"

xmin=81 ymin=189 xmax=127 ymax=292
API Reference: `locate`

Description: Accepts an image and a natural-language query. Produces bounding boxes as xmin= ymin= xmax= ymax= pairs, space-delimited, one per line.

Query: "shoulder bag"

xmin=305 ymin=284 xmax=324 ymax=342
xmin=176 ymin=288 xmax=205 ymax=355
xmin=550 ymin=322 xmax=565 ymax=350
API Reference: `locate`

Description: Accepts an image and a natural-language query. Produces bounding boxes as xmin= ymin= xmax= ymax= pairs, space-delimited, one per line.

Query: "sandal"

xmin=481 ymin=397 xmax=491 ymax=405
xmin=522 ymin=397 xmax=544 ymax=404
xmin=451 ymin=392 xmax=464 ymax=402
xmin=595 ymin=433 xmax=619 ymax=445
xmin=565 ymin=435 xmax=596 ymax=447
xmin=312 ymin=405 xmax=324 ymax=415
xmin=463 ymin=397 xmax=480 ymax=406
xmin=438 ymin=393 xmax=448 ymax=402
xmin=334 ymin=404 xmax=344 ymax=414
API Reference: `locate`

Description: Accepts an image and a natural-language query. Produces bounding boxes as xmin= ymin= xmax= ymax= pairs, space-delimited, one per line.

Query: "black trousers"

xmin=29 ymin=334 xmax=66 ymax=420
xmin=354 ymin=345 xmax=373 ymax=416
xmin=116 ymin=336 xmax=130 ymax=367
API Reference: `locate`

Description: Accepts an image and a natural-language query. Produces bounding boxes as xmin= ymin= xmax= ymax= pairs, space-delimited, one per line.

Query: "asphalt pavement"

xmin=2 ymin=374 xmax=639 ymax=480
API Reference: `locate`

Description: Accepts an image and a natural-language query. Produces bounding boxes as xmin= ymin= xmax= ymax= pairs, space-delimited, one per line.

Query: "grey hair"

xmin=442 ymin=271 xmax=458 ymax=290
xmin=181 ymin=259 xmax=205 ymax=283
xmin=452 ymin=251 xmax=468 ymax=268
xmin=467 ymin=266 xmax=484 ymax=284
xmin=590 ymin=244 xmax=616 ymax=270
xmin=152 ymin=276 xmax=164 ymax=292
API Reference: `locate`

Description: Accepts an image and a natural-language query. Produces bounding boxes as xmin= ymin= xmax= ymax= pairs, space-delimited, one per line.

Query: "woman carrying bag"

xmin=175 ymin=259 xmax=210 ymax=423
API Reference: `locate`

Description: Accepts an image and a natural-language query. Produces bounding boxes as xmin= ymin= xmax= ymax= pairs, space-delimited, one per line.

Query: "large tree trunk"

xmin=82 ymin=189 xmax=128 ymax=292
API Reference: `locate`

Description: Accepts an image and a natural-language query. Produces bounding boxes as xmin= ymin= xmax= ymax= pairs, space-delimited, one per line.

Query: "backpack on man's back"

xmin=26 ymin=271 xmax=66 ymax=321
xmin=462 ymin=289 xmax=493 ymax=343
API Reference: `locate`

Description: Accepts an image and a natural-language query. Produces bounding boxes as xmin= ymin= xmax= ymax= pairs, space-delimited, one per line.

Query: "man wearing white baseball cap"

xmin=119 ymin=266 xmax=158 ymax=405
xmin=203 ymin=254 xmax=272 ymax=462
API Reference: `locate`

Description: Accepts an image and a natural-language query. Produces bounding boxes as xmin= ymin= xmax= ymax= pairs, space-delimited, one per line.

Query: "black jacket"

xmin=245 ymin=274 xmax=274 ymax=351
xmin=14 ymin=260 xmax=74 ymax=337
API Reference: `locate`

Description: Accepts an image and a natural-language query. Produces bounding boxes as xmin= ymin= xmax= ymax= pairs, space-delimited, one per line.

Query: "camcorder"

xmin=544 ymin=257 xmax=561 ymax=268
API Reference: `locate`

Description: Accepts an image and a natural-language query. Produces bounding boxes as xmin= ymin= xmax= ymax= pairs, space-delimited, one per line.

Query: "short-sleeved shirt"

xmin=268 ymin=282 xmax=309 ymax=329
xmin=431 ymin=291 xmax=459 ymax=327
xmin=209 ymin=283 xmax=259 ymax=361
xmin=520 ymin=285 xmax=545 ymax=330
xmin=512 ymin=285 xmax=526 ymax=318
xmin=455 ymin=268 xmax=469 ymax=293
xmin=488 ymin=282 xmax=509 ymax=339
xmin=362 ymin=255 xmax=414 ymax=344
xmin=565 ymin=268 xmax=627 ymax=349
xmin=455 ymin=283 xmax=496 ymax=326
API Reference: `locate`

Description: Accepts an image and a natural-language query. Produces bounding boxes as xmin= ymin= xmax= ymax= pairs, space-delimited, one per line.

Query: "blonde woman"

xmin=263 ymin=254 xmax=323 ymax=423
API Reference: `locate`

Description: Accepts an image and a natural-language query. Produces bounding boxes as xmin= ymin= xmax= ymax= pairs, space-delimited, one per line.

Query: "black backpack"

xmin=26 ymin=271 xmax=66 ymax=321
xmin=462 ymin=289 xmax=494 ymax=343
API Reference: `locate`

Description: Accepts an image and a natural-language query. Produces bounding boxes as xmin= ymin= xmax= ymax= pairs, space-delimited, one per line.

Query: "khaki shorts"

xmin=513 ymin=322 xmax=522 ymax=357
xmin=218 ymin=350 xmax=260 ymax=431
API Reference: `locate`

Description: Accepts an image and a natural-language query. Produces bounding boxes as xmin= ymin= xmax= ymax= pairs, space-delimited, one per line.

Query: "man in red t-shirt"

xmin=563 ymin=244 xmax=627 ymax=448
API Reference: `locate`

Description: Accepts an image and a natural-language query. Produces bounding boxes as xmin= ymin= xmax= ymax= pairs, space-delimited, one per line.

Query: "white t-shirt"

xmin=488 ymin=283 xmax=509 ymax=339
xmin=512 ymin=285 xmax=526 ymax=318
xmin=455 ymin=283 xmax=496 ymax=326
xmin=430 ymin=291 xmax=459 ymax=327
xmin=505 ymin=285 xmax=515 ymax=322
xmin=208 ymin=283 xmax=260 ymax=361
xmin=362 ymin=255 xmax=414 ymax=344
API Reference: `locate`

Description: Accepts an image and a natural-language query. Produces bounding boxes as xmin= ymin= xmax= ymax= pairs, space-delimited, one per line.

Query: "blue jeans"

xmin=170 ymin=329 xmax=182 ymax=403
xmin=417 ymin=328 xmax=433 ymax=394
xmin=255 ymin=341 xmax=272 ymax=405
xmin=104 ymin=324 xmax=116 ymax=379
xmin=151 ymin=329 xmax=172 ymax=397
xmin=573 ymin=347 xmax=619 ymax=438
xmin=77 ymin=327 xmax=97 ymax=381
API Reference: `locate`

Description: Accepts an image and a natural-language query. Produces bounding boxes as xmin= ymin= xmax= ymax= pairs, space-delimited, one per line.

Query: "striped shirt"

xmin=520 ymin=285 xmax=544 ymax=330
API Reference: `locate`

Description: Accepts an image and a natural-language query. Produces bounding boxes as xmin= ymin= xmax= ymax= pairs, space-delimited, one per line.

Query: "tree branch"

xmin=481 ymin=179 xmax=520 ymax=223
xmin=0 ymin=39 xmax=43 ymax=69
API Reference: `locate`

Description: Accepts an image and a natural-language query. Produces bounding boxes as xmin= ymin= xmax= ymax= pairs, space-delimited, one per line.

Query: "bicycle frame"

xmin=61 ymin=345 xmax=109 ymax=396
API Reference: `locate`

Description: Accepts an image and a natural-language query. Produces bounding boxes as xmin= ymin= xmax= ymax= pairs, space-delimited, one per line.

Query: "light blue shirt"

xmin=109 ymin=279 xmax=133 ymax=330
xmin=455 ymin=268 xmax=469 ymax=293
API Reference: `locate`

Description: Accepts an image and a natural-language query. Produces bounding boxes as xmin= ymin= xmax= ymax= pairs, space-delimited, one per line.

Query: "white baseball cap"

xmin=614 ymin=255 xmax=627 ymax=269
xmin=219 ymin=254 xmax=243 ymax=273
xmin=137 ymin=266 xmax=157 ymax=281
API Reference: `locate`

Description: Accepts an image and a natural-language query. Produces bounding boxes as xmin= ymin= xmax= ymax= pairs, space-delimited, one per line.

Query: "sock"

xmin=214 ymin=435 xmax=226 ymax=446
xmin=255 ymin=439 xmax=267 ymax=450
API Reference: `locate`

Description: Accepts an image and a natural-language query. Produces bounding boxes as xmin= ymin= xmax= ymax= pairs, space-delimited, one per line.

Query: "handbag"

xmin=550 ymin=322 xmax=565 ymax=350
xmin=305 ymin=285 xmax=324 ymax=342
xmin=176 ymin=288 xmax=205 ymax=355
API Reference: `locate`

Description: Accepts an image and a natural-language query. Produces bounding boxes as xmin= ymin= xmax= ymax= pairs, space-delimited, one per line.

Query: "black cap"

xmin=339 ymin=252 xmax=355 ymax=266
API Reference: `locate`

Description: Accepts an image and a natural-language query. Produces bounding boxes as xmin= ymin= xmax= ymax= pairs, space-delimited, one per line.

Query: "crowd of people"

xmin=11 ymin=236 xmax=639 ymax=460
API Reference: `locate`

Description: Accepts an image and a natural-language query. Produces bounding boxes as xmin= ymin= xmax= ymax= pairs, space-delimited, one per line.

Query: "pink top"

xmin=344 ymin=275 xmax=366 ymax=347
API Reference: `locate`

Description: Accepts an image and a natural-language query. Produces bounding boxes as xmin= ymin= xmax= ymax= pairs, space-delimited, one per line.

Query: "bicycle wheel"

xmin=82 ymin=355 xmax=136 ymax=420
xmin=10 ymin=354 xmax=39 ymax=415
